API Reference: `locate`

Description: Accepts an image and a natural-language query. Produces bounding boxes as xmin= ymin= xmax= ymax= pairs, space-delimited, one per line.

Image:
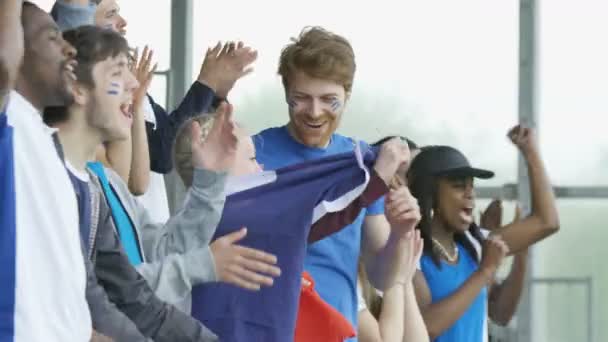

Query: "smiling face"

xmin=95 ymin=0 xmax=127 ymax=35
xmin=278 ymin=27 xmax=356 ymax=148
xmin=285 ymin=70 xmax=347 ymax=148
xmin=83 ymin=53 xmax=138 ymax=141
xmin=21 ymin=4 xmax=78 ymax=108
xmin=62 ymin=25 xmax=137 ymax=142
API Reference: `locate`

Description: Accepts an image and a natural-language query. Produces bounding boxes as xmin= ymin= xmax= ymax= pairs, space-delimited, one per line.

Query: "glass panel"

xmin=121 ymin=0 xmax=172 ymax=71
xmin=538 ymin=1 xmax=608 ymax=185
xmin=532 ymin=280 xmax=591 ymax=342
xmin=532 ymin=199 xmax=605 ymax=342
xmin=148 ymin=74 xmax=168 ymax=110
xmin=192 ymin=0 xmax=519 ymax=186
xmin=478 ymin=199 xmax=603 ymax=342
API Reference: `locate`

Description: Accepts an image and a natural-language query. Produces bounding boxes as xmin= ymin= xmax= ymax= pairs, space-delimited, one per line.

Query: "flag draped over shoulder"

xmin=191 ymin=142 xmax=379 ymax=342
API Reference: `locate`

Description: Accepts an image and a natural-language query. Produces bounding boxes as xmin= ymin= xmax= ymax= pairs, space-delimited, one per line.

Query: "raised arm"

xmin=488 ymin=205 xmax=528 ymax=325
xmin=0 ymin=0 xmax=23 ymax=109
xmin=358 ymin=231 xmax=427 ymax=342
xmin=100 ymin=46 xmax=154 ymax=194
xmin=360 ymin=140 xmax=421 ymax=291
xmin=139 ymin=103 xmax=237 ymax=256
xmin=148 ymin=41 xmax=257 ymax=173
xmin=491 ymin=125 xmax=560 ymax=254
xmin=309 ymin=137 xmax=412 ymax=242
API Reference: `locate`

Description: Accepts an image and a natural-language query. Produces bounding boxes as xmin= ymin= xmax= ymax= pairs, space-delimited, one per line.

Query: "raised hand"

xmin=507 ymin=124 xmax=539 ymax=156
xmin=400 ymin=229 xmax=424 ymax=283
xmin=197 ymin=41 xmax=258 ymax=99
xmin=131 ymin=45 xmax=157 ymax=109
xmin=480 ymin=199 xmax=503 ymax=231
xmin=189 ymin=102 xmax=239 ymax=172
xmin=385 ymin=186 xmax=421 ymax=238
xmin=373 ymin=138 xmax=410 ymax=187
xmin=479 ymin=235 xmax=509 ymax=283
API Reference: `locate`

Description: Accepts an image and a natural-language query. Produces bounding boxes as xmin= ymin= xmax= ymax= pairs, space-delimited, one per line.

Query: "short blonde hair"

xmin=173 ymin=114 xmax=215 ymax=187
xmin=278 ymin=26 xmax=356 ymax=93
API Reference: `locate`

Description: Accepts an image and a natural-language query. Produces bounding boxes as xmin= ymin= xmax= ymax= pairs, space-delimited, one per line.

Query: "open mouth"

xmin=303 ymin=122 xmax=325 ymax=129
xmin=120 ymin=102 xmax=133 ymax=125
xmin=459 ymin=207 xmax=474 ymax=224
xmin=63 ymin=59 xmax=78 ymax=81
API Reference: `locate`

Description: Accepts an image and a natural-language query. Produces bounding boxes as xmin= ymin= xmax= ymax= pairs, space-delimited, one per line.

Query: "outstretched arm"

xmin=0 ymin=0 xmax=23 ymax=109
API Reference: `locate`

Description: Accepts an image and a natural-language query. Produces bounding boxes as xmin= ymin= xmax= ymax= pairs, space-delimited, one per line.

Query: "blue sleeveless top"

xmin=420 ymin=242 xmax=488 ymax=342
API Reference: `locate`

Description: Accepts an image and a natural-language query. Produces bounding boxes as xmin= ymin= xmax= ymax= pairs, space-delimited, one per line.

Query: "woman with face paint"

xmin=408 ymin=125 xmax=559 ymax=342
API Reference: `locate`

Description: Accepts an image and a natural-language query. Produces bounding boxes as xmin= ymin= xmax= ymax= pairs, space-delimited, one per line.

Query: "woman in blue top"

xmin=408 ymin=125 xmax=560 ymax=342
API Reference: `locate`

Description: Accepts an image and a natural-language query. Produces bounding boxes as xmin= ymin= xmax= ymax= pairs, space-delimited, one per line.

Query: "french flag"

xmin=191 ymin=142 xmax=382 ymax=342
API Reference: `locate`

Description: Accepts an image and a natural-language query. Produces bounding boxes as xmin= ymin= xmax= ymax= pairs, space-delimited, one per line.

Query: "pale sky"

xmin=36 ymin=0 xmax=608 ymax=186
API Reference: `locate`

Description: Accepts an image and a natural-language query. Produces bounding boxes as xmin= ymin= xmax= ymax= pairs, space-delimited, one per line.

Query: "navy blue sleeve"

xmin=147 ymin=82 xmax=224 ymax=174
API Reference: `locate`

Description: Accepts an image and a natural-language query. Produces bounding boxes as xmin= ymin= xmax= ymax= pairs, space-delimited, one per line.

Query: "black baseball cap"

xmin=411 ymin=145 xmax=494 ymax=179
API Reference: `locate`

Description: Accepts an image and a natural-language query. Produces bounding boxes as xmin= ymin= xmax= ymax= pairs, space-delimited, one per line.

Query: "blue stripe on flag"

xmin=0 ymin=111 xmax=16 ymax=342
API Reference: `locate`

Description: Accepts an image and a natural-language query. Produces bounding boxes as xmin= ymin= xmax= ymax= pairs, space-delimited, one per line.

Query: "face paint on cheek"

xmin=107 ymin=82 xmax=120 ymax=95
xmin=287 ymin=98 xmax=298 ymax=110
xmin=330 ymin=99 xmax=341 ymax=112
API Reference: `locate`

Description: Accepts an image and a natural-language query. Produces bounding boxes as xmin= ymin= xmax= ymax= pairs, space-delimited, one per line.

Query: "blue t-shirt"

xmin=66 ymin=166 xmax=92 ymax=252
xmin=254 ymin=126 xmax=384 ymax=339
xmin=87 ymin=161 xmax=143 ymax=265
xmin=420 ymin=243 xmax=487 ymax=342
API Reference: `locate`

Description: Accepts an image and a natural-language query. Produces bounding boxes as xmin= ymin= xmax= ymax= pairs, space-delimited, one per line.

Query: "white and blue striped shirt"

xmin=0 ymin=91 xmax=91 ymax=341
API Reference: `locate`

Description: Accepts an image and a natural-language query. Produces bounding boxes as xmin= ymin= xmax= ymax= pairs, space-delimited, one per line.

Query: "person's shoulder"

xmin=331 ymin=134 xmax=371 ymax=150
xmin=332 ymin=133 xmax=370 ymax=147
xmin=254 ymin=126 xmax=287 ymax=149
xmin=419 ymin=253 xmax=436 ymax=270
xmin=331 ymin=132 xmax=353 ymax=143
xmin=255 ymin=126 xmax=284 ymax=139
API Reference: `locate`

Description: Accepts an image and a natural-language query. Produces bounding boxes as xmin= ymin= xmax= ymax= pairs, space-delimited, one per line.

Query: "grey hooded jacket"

xmin=83 ymin=168 xmax=220 ymax=341
xmin=88 ymin=165 xmax=226 ymax=310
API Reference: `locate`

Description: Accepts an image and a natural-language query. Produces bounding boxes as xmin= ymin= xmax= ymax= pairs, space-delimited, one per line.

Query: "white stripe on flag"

xmin=311 ymin=141 xmax=370 ymax=224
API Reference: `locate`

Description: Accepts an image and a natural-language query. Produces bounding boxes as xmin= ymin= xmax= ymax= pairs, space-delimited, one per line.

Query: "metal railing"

xmin=477 ymin=185 xmax=608 ymax=200
xmin=490 ymin=276 xmax=594 ymax=342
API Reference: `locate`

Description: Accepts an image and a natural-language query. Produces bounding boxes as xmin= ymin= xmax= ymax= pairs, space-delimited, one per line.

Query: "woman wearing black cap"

xmin=407 ymin=125 xmax=559 ymax=342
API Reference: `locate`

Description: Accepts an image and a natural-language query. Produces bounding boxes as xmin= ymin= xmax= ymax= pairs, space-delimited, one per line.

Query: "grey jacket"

xmin=79 ymin=178 xmax=147 ymax=341
xmin=86 ymin=169 xmax=219 ymax=342
xmin=83 ymin=243 xmax=148 ymax=341
xmin=97 ymin=167 xmax=226 ymax=312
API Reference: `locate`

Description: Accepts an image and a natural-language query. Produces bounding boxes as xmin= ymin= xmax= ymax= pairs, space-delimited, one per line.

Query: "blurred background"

xmin=38 ymin=1 xmax=607 ymax=340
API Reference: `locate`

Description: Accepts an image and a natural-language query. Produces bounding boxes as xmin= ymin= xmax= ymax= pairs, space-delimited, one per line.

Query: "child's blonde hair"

xmin=173 ymin=114 xmax=215 ymax=187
